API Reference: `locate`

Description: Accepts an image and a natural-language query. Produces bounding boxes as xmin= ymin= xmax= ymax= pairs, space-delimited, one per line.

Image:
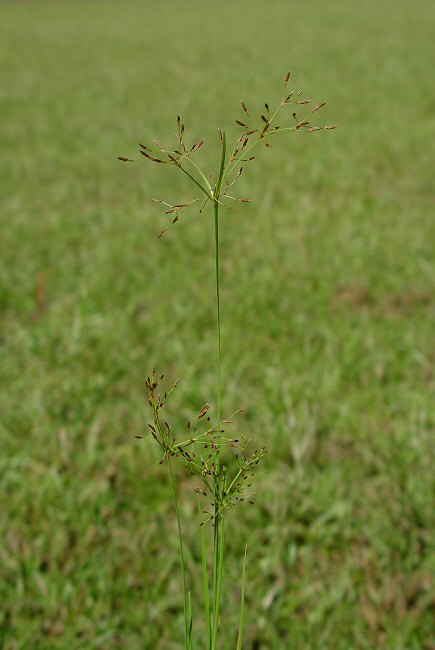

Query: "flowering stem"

xmin=211 ymin=132 xmax=227 ymax=647
xmin=211 ymin=197 xmax=223 ymax=649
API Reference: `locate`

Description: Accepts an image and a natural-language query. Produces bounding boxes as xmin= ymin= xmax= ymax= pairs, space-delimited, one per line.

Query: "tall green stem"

xmin=213 ymin=200 xmax=222 ymax=438
xmin=212 ymin=509 xmax=225 ymax=650
xmin=168 ymin=456 xmax=191 ymax=650
xmin=211 ymin=198 xmax=223 ymax=650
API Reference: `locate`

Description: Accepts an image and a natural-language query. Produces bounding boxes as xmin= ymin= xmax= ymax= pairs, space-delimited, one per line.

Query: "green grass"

xmin=1 ymin=0 xmax=434 ymax=648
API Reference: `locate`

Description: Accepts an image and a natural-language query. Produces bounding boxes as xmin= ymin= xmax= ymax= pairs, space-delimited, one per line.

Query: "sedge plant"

xmin=119 ymin=71 xmax=336 ymax=649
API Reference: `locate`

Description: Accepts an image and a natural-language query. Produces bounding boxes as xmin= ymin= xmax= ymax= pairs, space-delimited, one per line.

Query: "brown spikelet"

xmin=313 ymin=101 xmax=326 ymax=112
xmin=236 ymin=119 xmax=248 ymax=128
xmin=199 ymin=403 xmax=210 ymax=418
xmin=284 ymin=71 xmax=291 ymax=85
xmin=260 ymin=115 xmax=268 ymax=123
xmin=118 ymin=156 xmax=134 ymax=162
xmin=325 ymin=124 xmax=338 ymax=130
xmin=140 ymin=150 xmax=165 ymax=163
xmin=296 ymin=99 xmax=312 ymax=105
xmin=218 ymin=128 xmax=224 ymax=143
xmin=241 ymin=100 xmax=249 ymax=115
xmin=190 ymin=141 xmax=204 ymax=153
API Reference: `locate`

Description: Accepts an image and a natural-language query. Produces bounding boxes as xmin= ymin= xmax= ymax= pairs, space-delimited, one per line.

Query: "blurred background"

xmin=1 ymin=1 xmax=434 ymax=648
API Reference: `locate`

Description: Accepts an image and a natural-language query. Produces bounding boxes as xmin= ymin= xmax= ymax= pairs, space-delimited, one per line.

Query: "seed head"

xmin=241 ymin=100 xmax=249 ymax=115
xmin=313 ymin=101 xmax=326 ymax=112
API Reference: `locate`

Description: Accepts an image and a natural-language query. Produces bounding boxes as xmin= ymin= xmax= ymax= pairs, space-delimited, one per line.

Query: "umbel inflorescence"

xmin=119 ymin=70 xmax=336 ymax=239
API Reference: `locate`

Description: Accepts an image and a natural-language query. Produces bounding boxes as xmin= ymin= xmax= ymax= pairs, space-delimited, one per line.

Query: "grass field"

xmin=1 ymin=1 xmax=434 ymax=648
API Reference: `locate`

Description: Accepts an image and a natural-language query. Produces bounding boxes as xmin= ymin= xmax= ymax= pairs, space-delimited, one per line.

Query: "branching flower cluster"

xmin=119 ymin=71 xmax=337 ymax=238
xmin=143 ymin=370 xmax=267 ymax=525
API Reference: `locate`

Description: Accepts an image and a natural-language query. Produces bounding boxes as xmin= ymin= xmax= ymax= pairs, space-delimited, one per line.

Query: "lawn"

xmin=0 ymin=0 xmax=434 ymax=648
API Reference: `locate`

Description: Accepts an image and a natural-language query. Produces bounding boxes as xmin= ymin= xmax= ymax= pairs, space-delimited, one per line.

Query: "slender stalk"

xmin=236 ymin=545 xmax=248 ymax=650
xmin=212 ymin=510 xmax=225 ymax=650
xmin=211 ymin=197 xmax=223 ymax=650
xmin=212 ymin=511 xmax=220 ymax=650
xmin=212 ymin=466 xmax=226 ymax=649
xmin=168 ymin=456 xmax=190 ymax=650
xmin=213 ymin=199 xmax=222 ymax=436
xmin=198 ymin=497 xmax=212 ymax=649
